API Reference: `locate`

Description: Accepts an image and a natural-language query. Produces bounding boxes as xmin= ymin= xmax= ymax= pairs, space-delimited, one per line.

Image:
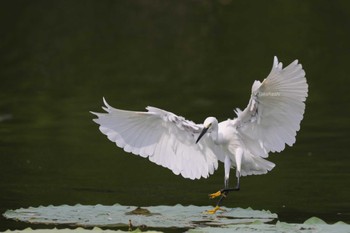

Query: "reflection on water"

xmin=1 ymin=1 xmax=350 ymax=230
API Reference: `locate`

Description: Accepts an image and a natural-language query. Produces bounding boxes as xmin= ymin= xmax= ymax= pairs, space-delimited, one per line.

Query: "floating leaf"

xmin=2 ymin=227 xmax=161 ymax=233
xmin=303 ymin=216 xmax=327 ymax=225
xmin=187 ymin=220 xmax=350 ymax=233
xmin=3 ymin=204 xmax=277 ymax=228
xmin=3 ymin=206 xmax=350 ymax=233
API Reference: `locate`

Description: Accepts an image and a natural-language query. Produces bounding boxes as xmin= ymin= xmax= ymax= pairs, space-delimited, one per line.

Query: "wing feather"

xmin=91 ymin=99 xmax=222 ymax=179
xmin=235 ymin=56 xmax=308 ymax=157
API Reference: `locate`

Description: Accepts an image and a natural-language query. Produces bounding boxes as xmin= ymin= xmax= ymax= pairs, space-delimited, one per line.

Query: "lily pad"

xmin=1 ymin=227 xmax=161 ymax=233
xmin=187 ymin=218 xmax=350 ymax=233
xmin=303 ymin=216 xmax=327 ymax=225
xmin=3 ymin=204 xmax=277 ymax=228
xmin=3 ymin=206 xmax=350 ymax=233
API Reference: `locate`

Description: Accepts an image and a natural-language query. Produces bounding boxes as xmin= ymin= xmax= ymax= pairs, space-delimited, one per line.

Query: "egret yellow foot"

xmin=205 ymin=206 xmax=225 ymax=214
xmin=208 ymin=190 xmax=222 ymax=199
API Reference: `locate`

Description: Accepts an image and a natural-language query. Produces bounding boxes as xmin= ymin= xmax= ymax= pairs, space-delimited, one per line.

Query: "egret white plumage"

xmin=91 ymin=56 xmax=308 ymax=213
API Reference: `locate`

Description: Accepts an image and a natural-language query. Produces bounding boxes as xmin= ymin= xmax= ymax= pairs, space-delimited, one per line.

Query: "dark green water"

xmin=1 ymin=0 xmax=350 ymax=230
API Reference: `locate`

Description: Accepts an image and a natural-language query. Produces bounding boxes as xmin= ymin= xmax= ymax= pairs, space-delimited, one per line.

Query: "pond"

xmin=1 ymin=1 xmax=349 ymax=231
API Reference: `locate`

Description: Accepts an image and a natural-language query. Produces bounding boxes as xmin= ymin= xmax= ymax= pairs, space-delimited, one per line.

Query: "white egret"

xmin=91 ymin=56 xmax=308 ymax=213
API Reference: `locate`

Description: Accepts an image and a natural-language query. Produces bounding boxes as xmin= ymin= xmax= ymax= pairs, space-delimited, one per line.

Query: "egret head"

xmin=196 ymin=117 xmax=218 ymax=144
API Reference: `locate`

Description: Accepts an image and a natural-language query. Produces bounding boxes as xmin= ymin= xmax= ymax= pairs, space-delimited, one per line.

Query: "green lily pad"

xmin=1 ymin=227 xmax=161 ymax=233
xmin=3 ymin=206 xmax=350 ymax=233
xmin=187 ymin=218 xmax=350 ymax=233
xmin=303 ymin=216 xmax=327 ymax=225
xmin=3 ymin=204 xmax=277 ymax=228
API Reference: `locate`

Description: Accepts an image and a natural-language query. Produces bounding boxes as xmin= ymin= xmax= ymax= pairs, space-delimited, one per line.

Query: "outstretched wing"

xmin=234 ymin=56 xmax=308 ymax=158
xmin=91 ymin=98 xmax=221 ymax=180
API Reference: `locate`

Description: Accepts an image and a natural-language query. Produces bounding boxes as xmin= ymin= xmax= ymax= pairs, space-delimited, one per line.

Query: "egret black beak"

xmin=196 ymin=127 xmax=209 ymax=144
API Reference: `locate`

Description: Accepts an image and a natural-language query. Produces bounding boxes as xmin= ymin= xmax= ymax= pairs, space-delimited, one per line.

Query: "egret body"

xmin=91 ymin=56 xmax=308 ymax=213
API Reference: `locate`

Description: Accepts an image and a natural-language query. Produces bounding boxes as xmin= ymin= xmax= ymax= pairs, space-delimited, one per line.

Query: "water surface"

xmin=1 ymin=1 xmax=350 ymax=230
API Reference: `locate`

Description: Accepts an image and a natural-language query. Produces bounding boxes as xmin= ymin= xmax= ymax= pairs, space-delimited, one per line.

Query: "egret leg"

xmin=216 ymin=175 xmax=240 ymax=205
xmin=208 ymin=156 xmax=231 ymax=199
xmin=223 ymin=173 xmax=240 ymax=192
xmin=206 ymin=174 xmax=240 ymax=214
xmin=206 ymin=154 xmax=242 ymax=214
